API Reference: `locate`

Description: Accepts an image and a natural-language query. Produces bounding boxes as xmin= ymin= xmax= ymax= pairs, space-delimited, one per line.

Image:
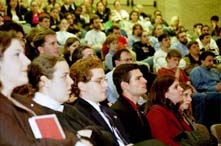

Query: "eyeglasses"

xmin=90 ymin=78 xmax=108 ymax=85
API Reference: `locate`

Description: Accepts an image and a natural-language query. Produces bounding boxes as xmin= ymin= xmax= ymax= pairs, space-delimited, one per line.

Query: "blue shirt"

xmin=171 ymin=42 xmax=189 ymax=57
xmin=190 ymin=66 xmax=221 ymax=92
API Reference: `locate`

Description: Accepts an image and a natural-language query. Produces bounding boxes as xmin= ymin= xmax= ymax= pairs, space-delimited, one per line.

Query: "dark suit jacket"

xmin=111 ymin=95 xmax=152 ymax=143
xmin=16 ymin=95 xmax=115 ymax=146
xmin=72 ymin=97 xmax=130 ymax=146
xmin=0 ymin=93 xmax=76 ymax=146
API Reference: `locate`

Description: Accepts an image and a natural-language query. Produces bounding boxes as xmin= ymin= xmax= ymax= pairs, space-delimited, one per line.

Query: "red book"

xmin=28 ymin=114 xmax=66 ymax=140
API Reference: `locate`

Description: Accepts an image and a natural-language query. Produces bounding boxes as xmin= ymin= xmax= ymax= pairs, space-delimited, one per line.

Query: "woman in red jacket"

xmin=145 ymin=75 xmax=192 ymax=146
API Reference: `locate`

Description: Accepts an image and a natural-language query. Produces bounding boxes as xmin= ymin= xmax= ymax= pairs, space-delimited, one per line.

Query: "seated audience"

xmin=63 ymin=37 xmax=81 ymax=66
xmin=56 ymin=18 xmax=77 ymax=46
xmin=183 ymin=41 xmax=201 ymax=75
xmin=104 ymin=34 xmax=119 ymax=71
xmin=143 ymin=75 xmax=213 ymax=146
xmin=27 ymin=54 xmax=114 ymax=146
xmin=106 ymin=49 xmax=133 ymax=104
xmin=71 ymin=45 xmax=96 ymax=64
xmin=190 ymin=51 xmax=221 ymax=92
xmin=153 ymin=33 xmax=186 ymax=73
xmin=69 ymin=57 xmax=131 ymax=146
xmin=157 ymin=49 xmax=190 ymax=84
xmin=111 ymin=63 xmax=152 ymax=143
xmin=0 ymin=31 xmax=78 ymax=146
xmin=32 ymin=29 xmax=59 ymax=59
xmin=145 ymin=75 xmax=189 ymax=146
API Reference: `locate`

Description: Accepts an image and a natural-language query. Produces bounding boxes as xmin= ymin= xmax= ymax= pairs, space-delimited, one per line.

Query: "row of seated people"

xmin=0 ymin=30 xmax=219 ymax=146
xmin=1 ymin=0 xmax=221 ymax=54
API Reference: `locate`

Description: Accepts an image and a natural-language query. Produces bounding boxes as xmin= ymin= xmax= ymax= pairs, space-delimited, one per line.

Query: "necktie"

xmin=99 ymin=105 xmax=128 ymax=145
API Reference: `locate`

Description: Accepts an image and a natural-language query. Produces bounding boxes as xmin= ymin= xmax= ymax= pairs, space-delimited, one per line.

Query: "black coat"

xmin=16 ymin=95 xmax=115 ymax=146
xmin=111 ymin=95 xmax=152 ymax=143
xmin=72 ymin=97 xmax=130 ymax=146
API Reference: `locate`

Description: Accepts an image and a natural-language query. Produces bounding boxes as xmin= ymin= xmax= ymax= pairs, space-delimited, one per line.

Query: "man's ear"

xmin=78 ymin=82 xmax=86 ymax=92
xmin=120 ymin=81 xmax=128 ymax=91
xmin=39 ymin=75 xmax=49 ymax=88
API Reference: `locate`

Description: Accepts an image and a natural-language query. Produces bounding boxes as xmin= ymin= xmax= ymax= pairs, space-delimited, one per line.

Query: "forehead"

xmin=4 ymin=39 xmax=23 ymax=54
xmin=204 ymin=55 xmax=214 ymax=60
xmin=54 ymin=61 xmax=69 ymax=75
xmin=169 ymin=80 xmax=179 ymax=88
xmin=120 ymin=51 xmax=132 ymax=59
xmin=90 ymin=68 xmax=105 ymax=79
xmin=45 ymin=34 xmax=56 ymax=42
xmin=129 ymin=69 xmax=142 ymax=78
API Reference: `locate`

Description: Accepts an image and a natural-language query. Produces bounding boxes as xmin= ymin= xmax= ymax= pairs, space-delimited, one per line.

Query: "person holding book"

xmin=0 ymin=31 xmax=79 ymax=146
xmin=26 ymin=54 xmax=115 ymax=146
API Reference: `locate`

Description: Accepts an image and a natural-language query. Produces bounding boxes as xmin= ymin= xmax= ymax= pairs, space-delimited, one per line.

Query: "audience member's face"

xmin=178 ymin=32 xmax=188 ymax=45
xmin=30 ymin=1 xmax=39 ymax=13
xmin=201 ymin=55 xmax=214 ymax=69
xmin=39 ymin=18 xmax=50 ymax=30
xmin=165 ymin=80 xmax=183 ymax=104
xmin=180 ymin=88 xmax=192 ymax=111
xmin=59 ymin=19 xmax=69 ymax=31
xmin=44 ymin=61 xmax=73 ymax=104
xmin=97 ymin=2 xmax=104 ymax=12
xmin=130 ymin=12 xmax=139 ymax=21
xmin=167 ymin=57 xmax=180 ymax=69
xmin=116 ymin=51 xmax=133 ymax=66
xmin=114 ymin=1 xmax=121 ymax=10
xmin=189 ymin=43 xmax=200 ymax=55
xmin=113 ymin=29 xmax=121 ymax=36
xmin=154 ymin=25 xmax=163 ymax=37
xmin=82 ymin=68 xmax=108 ymax=103
xmin=141 ymin=32 xmax=149 ymax=43
xmin=201 ymin=35 xmax=211 ymax=45
xmin=133 ymin=26 xmax=142 ymax=36
xmin=201 ymin=26 xmax=210 ymax=34
xmin=93 ymin=18 xmax=101 ymax=30
xmin=154 ymin=15 xmax=163 ymax=24
xmin=108 ymin=40 xmax=118 ymax=50
xmin=41 ymin=34 xmax=59 ymax=55
xmin=50 ymin=9 xmax=59 ymax=19
xmin=0 ymin=39 xmax=30 ymax=89
xmin=161 ymin=37 xmax=171 ymax=49
xmin=82 ymin=48 xmax=96 ymax=58
xmin=69 ymin=41 xmax=80 ymax=55
xmin=194 ymin=25 xmax=202 ymax=35
xmin=124 ymin=69 xmax=147 ymax=97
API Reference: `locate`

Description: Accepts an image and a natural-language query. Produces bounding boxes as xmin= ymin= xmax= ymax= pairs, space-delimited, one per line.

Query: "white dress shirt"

xmin=33 ymin=92 xmax=64 ymax=112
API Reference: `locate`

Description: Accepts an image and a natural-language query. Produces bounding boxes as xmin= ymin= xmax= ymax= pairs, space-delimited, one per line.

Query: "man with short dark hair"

xmin=111 ymin=63 xmax=152 ymax=143
xmin=106 ymin=49 xmax=133 ymax=104
xmin=171 ymin=30 xmax=189 ymax=57
xmin=190 ymin=51 xmax=221 ymax=92
xmin=32 ymin=29 xmax=59 ymax=59
xmin=37 ymin=14 xmax=51 ymax=31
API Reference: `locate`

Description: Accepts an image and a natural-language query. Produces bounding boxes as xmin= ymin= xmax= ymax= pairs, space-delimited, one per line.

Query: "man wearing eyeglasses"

xmin=69 ymin=57 xmax=131 ymax=146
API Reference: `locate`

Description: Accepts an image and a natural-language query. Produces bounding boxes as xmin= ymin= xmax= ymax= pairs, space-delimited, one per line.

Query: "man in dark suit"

xmin=111 ymin=63 xmax=152 ymax=143
xmin=69 ymin=57 xmax=131 ymax=146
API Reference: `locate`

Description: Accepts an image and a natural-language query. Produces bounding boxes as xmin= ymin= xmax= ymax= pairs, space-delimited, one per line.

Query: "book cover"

xmin=28 ymin=114 xmax=66 ymax=140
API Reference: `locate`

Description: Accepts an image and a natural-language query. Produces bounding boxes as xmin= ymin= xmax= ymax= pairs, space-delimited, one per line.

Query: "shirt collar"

xmin=33 ymin=92 xmax=64 ymax=112
xmin=122 ymin=95 xmax=138 ymax=110
xmin=83 ymin=98 xmax=101 ymax=112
